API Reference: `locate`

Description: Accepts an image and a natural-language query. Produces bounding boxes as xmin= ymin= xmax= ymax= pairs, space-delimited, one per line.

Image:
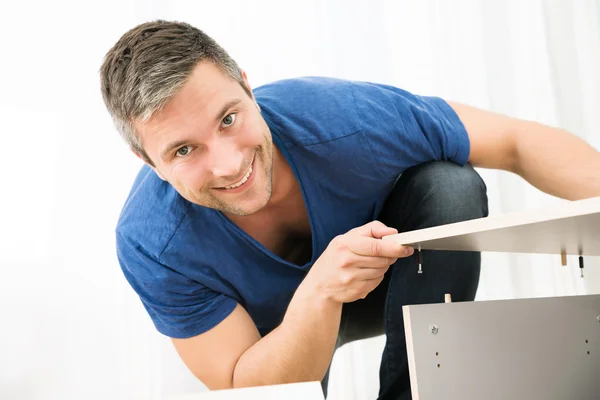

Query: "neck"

xmin=265 ymin=145 xmax=296 ymax=209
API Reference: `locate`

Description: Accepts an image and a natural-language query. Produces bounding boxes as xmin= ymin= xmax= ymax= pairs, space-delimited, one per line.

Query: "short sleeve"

xmin=116 ymin=232 xmax=237 ymax=339
xmin=351 ymin=82 xmax=470 ymax=181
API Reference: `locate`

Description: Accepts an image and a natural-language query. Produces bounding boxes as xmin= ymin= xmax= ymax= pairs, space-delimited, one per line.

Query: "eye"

xmin=175 ymin=145 xmax=193 ymax=157
xmin=221 ymin=113 xmax=236 ymax=127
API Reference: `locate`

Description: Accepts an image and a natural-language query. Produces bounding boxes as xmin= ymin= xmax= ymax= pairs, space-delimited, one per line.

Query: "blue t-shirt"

xmin=116 ymin=77 xmax=470 ymax=339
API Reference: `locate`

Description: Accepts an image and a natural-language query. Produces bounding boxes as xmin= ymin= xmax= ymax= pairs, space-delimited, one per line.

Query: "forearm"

xmin=512 ymin=121 xmax=600 ymax=200
xmin=232 ymin=283 xmax=342 ymax=387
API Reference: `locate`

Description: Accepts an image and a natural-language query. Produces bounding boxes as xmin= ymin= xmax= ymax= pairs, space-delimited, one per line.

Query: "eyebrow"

xmin=214 ymin=98 xmax=242 ymax=125
xmin=160 ymin=98 xmax=243 ymax=159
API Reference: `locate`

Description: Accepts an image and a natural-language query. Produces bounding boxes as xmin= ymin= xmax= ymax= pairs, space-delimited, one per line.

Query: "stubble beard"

xmin=207 ymin=132 xmax=274 ymax=216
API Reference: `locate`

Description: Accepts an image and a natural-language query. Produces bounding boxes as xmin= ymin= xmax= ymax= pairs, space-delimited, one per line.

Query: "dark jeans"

xmin=323 ymin=161 xmax=489 ymax=399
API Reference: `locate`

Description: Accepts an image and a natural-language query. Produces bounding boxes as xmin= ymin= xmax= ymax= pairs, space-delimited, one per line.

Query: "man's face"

xmin=135 ymin=62 xmax=274 ymax=216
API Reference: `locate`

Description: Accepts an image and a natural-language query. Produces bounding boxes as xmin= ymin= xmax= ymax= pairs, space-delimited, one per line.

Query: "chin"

xmin=232 ymin=196 xmax=271 ymax=216
xmin=205 ymin=190 xmax=270 ymax=216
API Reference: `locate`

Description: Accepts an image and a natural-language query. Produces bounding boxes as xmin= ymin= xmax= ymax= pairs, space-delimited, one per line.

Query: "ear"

xmin=241 ymin=69 xmax=257 ymax=102
xmin=131 ymin=149 xmax=166 ymax=181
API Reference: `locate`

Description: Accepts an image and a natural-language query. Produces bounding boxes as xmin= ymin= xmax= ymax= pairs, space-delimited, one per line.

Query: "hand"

xmin=303 ymin=221 xmax=414 ymax=304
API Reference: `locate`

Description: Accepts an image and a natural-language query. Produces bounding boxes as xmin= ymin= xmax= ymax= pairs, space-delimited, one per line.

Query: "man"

xmin=100 ymin=20 xmax=600 ymax=399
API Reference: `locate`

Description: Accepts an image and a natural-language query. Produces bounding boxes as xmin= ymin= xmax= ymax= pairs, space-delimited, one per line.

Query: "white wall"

xmin=1 ymin=1 xmax=599 ymax=399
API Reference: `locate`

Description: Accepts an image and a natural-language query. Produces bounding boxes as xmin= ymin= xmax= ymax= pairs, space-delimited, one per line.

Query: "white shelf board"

xmin=382 ymin=196 xmax=600 ymax=256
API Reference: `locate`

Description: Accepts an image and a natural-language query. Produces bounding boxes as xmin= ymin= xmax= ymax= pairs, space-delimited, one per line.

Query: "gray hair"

xmin=99 ymin=20 xmax=250 ymax=165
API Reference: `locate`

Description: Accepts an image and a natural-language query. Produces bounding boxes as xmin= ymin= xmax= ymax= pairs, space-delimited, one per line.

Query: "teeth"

xmin=225 ymin=166 xmax=252 ymax=189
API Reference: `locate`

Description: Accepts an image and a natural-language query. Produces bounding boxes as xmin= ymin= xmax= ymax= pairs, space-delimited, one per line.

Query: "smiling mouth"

xmin=218 ymin=155 xmax=255 ymax=190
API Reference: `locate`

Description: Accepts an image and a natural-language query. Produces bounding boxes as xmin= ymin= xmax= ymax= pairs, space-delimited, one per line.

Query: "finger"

xmin=340 ymin=267 xmax=388 ymax=289
xmin=348 ymin=220 xmax=398 ymax=239
xmin=346 ymin=235 xmax=414 ymax=258
xmin=352 ymin=265 xmax=391 ymax=281
xmin=370 ymin=220 xmax=398 ymax=239
xmin=343 ymin=253 xmax=398 ymax=269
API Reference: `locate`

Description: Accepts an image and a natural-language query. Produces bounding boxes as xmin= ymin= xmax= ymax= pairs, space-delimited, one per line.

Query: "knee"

xmin=396 ymin=161 xmax=489 ymax=225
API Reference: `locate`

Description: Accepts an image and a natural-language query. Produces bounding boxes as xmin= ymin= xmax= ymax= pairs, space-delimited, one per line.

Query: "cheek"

xmin=171 ymin=158 xmax=208 ymax=184
xmin=240 ymin=116 xmax=267 ymax=146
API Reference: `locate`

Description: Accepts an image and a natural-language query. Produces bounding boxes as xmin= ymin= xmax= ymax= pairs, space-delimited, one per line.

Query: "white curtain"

xmin=1 ymin=1 xmax=599 ymax=399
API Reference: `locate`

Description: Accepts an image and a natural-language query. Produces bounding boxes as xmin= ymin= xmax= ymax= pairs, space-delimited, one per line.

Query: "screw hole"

xmin=586 ymin=339 xmax=589 ymax=343
xmin=435 ymin=352 xmax=439 ymax=356
xmin=587 ymin=351 xmax=590 ymax=355
xmin=437 ymin=364 xmax=440 ymax=368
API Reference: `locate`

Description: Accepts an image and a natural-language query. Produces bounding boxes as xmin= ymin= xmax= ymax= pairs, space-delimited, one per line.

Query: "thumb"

xmin=372 ymin=224 xmax=398 ymax=239
xmin=351 ymin=220 xmax=398 ymax=239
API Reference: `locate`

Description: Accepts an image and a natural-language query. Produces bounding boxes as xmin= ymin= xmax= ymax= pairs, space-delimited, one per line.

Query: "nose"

xmin=208 ymin=138 xmax=243 ymax=178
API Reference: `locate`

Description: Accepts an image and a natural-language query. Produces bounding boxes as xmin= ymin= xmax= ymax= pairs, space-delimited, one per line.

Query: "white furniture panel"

xmin=403 ymin=295 xmax=600 ymax=399
xmin=383 ymin=197 xmax=600 ymax=256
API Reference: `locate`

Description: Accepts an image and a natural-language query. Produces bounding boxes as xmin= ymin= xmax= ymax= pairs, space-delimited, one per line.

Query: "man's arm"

xmin=172 ymin=296 xmax=342 ymax=390
xmin=448 ymin=101 xmax=600 ymax=200
xmin=172 ymin=221 xmax=409 ymax=389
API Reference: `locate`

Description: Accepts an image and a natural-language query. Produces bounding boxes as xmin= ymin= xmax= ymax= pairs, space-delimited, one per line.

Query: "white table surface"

xmin=172 ymin=381 xmax=325 ymax=400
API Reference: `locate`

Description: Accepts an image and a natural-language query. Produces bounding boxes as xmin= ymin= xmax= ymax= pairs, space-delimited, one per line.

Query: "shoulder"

xmin=254 ymin=77 xmax=364 ymax=146
xmin=254 ymin=76 xmax=360 ymax=118
xmin=253 ymin=77 xmax=429 ymax=145
xmin=116 ymin=164 xmax=191 ymax=258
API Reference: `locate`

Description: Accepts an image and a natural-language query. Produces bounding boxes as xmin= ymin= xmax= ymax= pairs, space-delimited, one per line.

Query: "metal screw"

xmin=429 ymin=324 xmax=439 ymax=335
xmin=596 ymin=314 xmax=600 ymax=323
